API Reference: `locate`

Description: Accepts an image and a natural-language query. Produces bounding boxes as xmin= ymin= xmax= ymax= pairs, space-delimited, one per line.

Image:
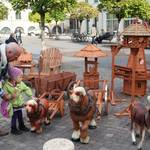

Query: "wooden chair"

xmin=28 ymin=48 xmax=62 ymax=78
xmin=39 ymin=89 xmax=64 ymax=120
xmin=39 ymin=48 xmax=62 ymax=73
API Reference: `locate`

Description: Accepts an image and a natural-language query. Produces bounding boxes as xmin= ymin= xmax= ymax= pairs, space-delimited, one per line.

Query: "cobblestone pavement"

xmin=0 ymin=36 xmax=150 ymax=150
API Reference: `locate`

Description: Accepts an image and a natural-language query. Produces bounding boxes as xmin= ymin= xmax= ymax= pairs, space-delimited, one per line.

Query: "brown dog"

xmin=131 ymin=100 xmax=150 ymax=150
xmin=68 ymin=81 xmax=97 ymax=144
xmin=25 ymin=98 xmax=50 ymax=133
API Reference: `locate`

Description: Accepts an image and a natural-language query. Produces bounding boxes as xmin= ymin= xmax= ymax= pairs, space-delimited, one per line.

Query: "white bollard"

xmin=43 ymin=138 xmax=75 ymax=150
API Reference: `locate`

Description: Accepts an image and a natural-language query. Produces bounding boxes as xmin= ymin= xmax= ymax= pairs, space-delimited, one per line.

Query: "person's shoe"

xmin=0 ymin=129 xmax=9 ymax=136
xmin=11 ymin=128 xmax=22 ymax=135
xmin=19 ymin=126 xmax=30 ymax=132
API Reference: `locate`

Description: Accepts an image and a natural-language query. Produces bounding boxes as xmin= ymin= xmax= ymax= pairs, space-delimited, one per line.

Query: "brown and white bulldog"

xmin=68 ymin=81 xmax=97 ymax=144
xmin=25 ymin=98 xmax=50 ymax=134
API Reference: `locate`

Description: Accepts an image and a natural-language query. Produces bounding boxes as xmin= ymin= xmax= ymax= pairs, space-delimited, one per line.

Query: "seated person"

xmin=95 ymin=32 xmax=113 ymax=43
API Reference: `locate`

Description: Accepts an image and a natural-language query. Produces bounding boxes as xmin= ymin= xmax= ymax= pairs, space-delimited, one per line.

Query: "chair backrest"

xmin=39 ymin=48 xmax=62 ymax=73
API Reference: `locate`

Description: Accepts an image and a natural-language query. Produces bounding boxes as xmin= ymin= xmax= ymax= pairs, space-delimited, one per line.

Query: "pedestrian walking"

xmin=3 ymin=66 xmax=32 ymax=135
xmin=16 ymin=29 xmax=22 ymax=45
xmin=5 ymin=33 xmax=18 ymax=44
xmin=0 ymin=42 xmax=22 ymax=136
xmin=91 ymin=24 xmax=97 ymax=44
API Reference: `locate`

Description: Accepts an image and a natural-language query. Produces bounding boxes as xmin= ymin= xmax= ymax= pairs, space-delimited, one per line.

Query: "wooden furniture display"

xmin=19 ymin=47 xmax=76 ymax=97
xmin=74 ymin=45 xmax=117 ymax=114
xmin=28 ymin=48 xmax=62 ymax=79
xmin=34 ymin=72 xmax=76 ymax=96
xmin=39 ymin=89 xmax=64 ymax=120
xmin=11 ymin=48 xmax=35 ymax=80
xmin=111 ymin=21 xmax=150 ymax=117
xmin=74 ymin=44 xmax=107 ymax=89
xmin=91 ymin=80 xmax=114 ymax=116
xmin=39 ymin=48 xmax=62 ymax=73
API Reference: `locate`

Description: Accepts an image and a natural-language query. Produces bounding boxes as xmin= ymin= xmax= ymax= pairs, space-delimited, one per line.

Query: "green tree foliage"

xmin=98 ymin=0 xmax=128 ymax=22
xmin=70 ymin=2 xmax=98 ymax=33
xmin=29 ymin=12 xmax=52 ymax=23
xmin=9 ymin=0 xmax=77 ymax=40
xmin=98 ymin=0 xmax=150 ymax=22
xmin=50 ymin=10 xmax=66 ymax=23
xmin=70 ymin=2 xmax=99 ymax=21
xmin=127 ymin=0 xmax=150 ymax=21
xmin=0 ymin=2 xmax=8 ymax=20
xmin=49 ymin=9 xmax=66 ymax=39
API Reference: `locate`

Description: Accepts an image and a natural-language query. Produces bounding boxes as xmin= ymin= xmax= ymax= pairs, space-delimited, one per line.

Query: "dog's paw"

xmin=30 ymin=127 xmax=36 ymax=132
xmin=44 ymin=121 xmax=51 ymax=126
xmin=132 ymin=141 xmax=137 ymax=145
xmin=71 ymin=138 xmax=80 ymax=142
xmin=80 ymin=136 xmax=90 ymax=144
xmin=36 ymin=128 xmax=42 ymax=134
xmin=136 ymin=134 xmax=140 ymax=138
xmin=89 ymin=125 xmax=97 ymax=129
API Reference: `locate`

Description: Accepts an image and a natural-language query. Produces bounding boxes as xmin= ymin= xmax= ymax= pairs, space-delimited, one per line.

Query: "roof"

xmin=74 ymin=44 xmax=107 ymax=58
xmin=122 ymin=22 xmax=150 ymax=37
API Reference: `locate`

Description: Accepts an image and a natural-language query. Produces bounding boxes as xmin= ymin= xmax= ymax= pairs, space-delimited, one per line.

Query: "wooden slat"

xmin=39 ymin=91 xmax=64 ymax=120
xmin=39 ymin=48 xmax=62 ymax=73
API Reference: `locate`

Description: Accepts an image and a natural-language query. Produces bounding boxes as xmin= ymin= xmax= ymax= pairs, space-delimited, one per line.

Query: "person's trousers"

xmin=11 ymin=109 xmax=24 ymax=129
xmin=16 ymin=36 xmax=22 ymax=44
xmin=91 ymin=36 xmax=97 ymax=44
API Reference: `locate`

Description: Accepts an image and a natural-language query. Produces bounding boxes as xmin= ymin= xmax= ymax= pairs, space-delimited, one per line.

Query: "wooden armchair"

xmin=40 ymin=48 xmax=62 ymax=73
xmin=28 ymin=48 xmax=62 ymax=78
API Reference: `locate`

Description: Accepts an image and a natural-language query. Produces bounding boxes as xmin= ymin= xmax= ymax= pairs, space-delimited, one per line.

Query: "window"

xmin=106 ymin=13 xmax=118 ymax=32
xmin=15 ymin=12 xmax=21 ymax=20
xmin=0 ymin=27 xmax=11 ymax=34
xmin=94 ymin=0 xmax=99 ymax=3
xmin=124 ymin=18 xmax=134 ymax=28
xmin=94 ymin=17 xmax=98 ymax=28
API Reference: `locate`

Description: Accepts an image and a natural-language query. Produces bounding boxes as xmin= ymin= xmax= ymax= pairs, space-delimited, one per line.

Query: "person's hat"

xmin=8 ymin=66 xmax=23 ymax=79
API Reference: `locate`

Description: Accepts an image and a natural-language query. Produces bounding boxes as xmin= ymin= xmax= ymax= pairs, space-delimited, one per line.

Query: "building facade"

xmin=0 ymin=0 xmax=66 ymax=35
xmin=80 ymin=0 xmax=150 ymax=35
xmin=0 ymin=0 xmax=150 ymax=35
xmin=0 ymin=0 xmax=40 ymax=34
xmin=78 ymin=0 xmax=133 ymax=35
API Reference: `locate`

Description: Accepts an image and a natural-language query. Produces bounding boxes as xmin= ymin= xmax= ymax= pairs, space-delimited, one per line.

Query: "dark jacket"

xmin=5 ymin=36 xmax=18 ymax=44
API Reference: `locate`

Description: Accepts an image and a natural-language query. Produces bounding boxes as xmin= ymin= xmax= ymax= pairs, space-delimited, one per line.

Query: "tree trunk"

xmin=79 ymin=20 xmax=83 ymax=34
xmin=40 ymin=12 xmax=45 ymax=42
xmin=75 ymin=19 xmax=78 ymax=33
xmin=116 ymin=18 xmax=122 ymax=42
xmin=86 ymin=16 xmax=90 ymax=34
xmin=55 ymin=21 xmax=59 ymax=40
